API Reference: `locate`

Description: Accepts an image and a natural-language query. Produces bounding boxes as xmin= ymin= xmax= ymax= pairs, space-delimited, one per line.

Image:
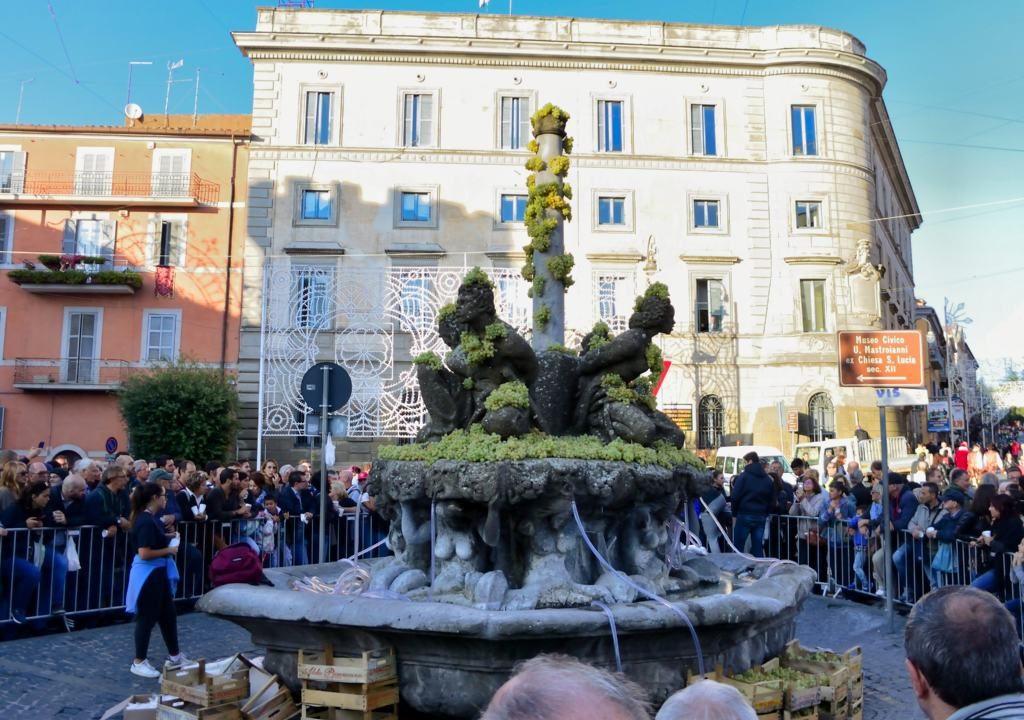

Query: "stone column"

xmin=531 ymin=130 xmax=566 ymax=351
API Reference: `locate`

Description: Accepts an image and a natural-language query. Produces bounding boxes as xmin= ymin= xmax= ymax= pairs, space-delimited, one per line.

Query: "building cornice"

xmin=586 ymin=251 xmax=643 ymax=263
xmin=679 ymin=254 xmax=742 ymax=265
xmin=783 ymin=255 xmax=844 ymax=265
xmin=236 ymin=41 xmax=882 ymax=94
xmin=248 ymin=146 xmax=874 ymax=180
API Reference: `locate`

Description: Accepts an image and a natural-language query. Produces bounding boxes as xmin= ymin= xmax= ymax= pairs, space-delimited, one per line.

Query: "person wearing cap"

xmin=929 ymin=488 xmax=972 ymax=588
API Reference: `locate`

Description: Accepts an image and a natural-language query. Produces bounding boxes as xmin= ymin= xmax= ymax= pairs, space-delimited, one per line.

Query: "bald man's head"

xmin=483 ymin=655 xmax=650 ymax=720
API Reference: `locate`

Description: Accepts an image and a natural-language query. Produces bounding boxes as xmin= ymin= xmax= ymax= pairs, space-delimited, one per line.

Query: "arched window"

xmin=808 ymin=392 xmax=835 ymax=441
xmin=698 ymin=395 xmax=725 ymax=449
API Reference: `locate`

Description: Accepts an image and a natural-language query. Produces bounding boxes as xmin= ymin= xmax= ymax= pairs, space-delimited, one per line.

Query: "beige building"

xmin=232 ymin=8 xmax=921 ymax=462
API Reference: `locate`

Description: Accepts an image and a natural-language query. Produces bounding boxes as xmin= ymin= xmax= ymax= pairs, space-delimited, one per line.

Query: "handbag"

xmin=931 ymin=542 xmax=957 ymax=574
xmin=66 ymin=531 xmax=81 ymax=573
xmin=806 ymin=527 xmax=826 ymax=547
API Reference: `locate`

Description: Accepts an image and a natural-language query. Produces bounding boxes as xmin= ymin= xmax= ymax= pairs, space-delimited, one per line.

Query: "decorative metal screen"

xmin=259 ymin=262 xmax=531 ymax=439
xmin=808 ymin=391 xmax=836 ymax=441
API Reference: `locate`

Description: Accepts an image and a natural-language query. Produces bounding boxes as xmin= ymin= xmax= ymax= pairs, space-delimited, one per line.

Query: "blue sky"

xmin=2 ymin=0 xmax=1022 ymax=377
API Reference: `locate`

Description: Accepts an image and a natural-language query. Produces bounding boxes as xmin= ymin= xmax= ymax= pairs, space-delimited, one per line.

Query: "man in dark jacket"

xmin=81 ymin=466 xmax=130 ymax=610
xmin=278 ymin=470 xmax=312 ymax=565
xmin=730 ymin=452 xmax=774 ymax=558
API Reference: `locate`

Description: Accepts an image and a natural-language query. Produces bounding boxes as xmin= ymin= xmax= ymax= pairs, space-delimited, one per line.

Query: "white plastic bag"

xmin=66 ymin=532 xmax=81 ymax=572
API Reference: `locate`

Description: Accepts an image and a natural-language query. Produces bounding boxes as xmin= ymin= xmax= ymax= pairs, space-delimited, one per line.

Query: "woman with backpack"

xmin=125 ymin=482 xmax=188 ymax=678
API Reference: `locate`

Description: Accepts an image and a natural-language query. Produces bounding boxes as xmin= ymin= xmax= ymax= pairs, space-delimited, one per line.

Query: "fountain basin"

xmin=199 ymin=555 xmax=814 ymax=717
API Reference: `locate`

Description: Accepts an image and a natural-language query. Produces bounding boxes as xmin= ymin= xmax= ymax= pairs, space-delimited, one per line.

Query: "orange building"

xmin=0 ymin=114 xmax=249 ymax=463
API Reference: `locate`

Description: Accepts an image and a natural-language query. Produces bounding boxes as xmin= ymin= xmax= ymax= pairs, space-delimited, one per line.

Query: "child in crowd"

xmin=850 ymin=505 xmax=872 ymax=592
xmin=255 ymin=496 xmax=281 ymax=567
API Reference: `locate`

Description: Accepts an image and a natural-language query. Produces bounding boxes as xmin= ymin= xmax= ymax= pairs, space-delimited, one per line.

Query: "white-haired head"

xmin=482 ymin=654 xmax=650 ymax=720
xmin=656 ymin=680 xmax=757 ymax=720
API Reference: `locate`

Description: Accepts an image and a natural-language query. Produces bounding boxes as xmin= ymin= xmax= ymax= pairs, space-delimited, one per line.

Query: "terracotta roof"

xmin=0 ymin=114 xmax=251 ymax=138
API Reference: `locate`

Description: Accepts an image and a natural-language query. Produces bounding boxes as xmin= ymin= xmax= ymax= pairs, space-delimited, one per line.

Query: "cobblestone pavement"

xmin=0 ymin=595 xmax=917 ymax=719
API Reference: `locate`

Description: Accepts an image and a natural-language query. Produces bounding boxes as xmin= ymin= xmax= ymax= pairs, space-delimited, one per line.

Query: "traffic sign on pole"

xmin=837 ymin=331 xmax=925 ymax=388
xmin=301 ymin=362 xmax=352 ymax=413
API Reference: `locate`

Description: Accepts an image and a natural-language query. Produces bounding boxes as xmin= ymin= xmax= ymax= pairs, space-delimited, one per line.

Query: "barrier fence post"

xmin=319 ymin=364 xmax=329 ymax=565
xmin=880 ymin=406 xmax=895 ymax=632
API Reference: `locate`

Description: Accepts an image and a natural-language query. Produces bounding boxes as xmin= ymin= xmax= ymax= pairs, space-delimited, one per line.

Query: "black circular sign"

xmin=301 ymin=362 xmax=352 ymax=414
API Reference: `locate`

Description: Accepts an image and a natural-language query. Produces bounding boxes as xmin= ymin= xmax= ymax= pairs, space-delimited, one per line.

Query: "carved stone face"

xmin=455 ymin=282 xmax=497 ymax=327
xmin=629 ymin=295 xmax=675 ymax=334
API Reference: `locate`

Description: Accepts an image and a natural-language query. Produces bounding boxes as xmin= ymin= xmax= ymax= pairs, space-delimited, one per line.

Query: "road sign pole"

xmin=319 ymin=364 xmax=329 ymax=565
xmin=880 ymin=406 xmax=895 ymax=632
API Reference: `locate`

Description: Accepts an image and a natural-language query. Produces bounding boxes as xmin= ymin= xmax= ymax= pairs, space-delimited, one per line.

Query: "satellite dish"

xmin=124 ymin=103 xmax=143 ymax=120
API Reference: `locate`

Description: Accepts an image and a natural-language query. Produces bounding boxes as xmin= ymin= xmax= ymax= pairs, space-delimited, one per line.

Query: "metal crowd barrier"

xmin=0 ymin=513 xmax=391 ymax=631
xmin=705 ymin=513 xmax=1024 ymax=640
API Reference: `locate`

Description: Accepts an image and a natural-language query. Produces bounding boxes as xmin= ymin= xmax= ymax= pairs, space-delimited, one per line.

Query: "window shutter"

xmin=500 ymin=97 xmax=512 ymax=149
xmin=13 ymin=151 xmax=26 ymax=192
xmin=62 ymin=219 xmax=77 ymax=255
xmin=144 ymin=216 xmax=156 ymax=266
xmin=690 ymin=105 xmax=702 ymax=153
xmin=100 ymin=220 xmax=116 ymax=263
xmin=519 ymin=98 xmax=530 ymax=150
xmin=419 ymin=94 xmax=434 ymax=146
xmin=304 ymin=91 xmax=317 ymax=144
xmin=402 ymin=94 xmax=414 ymax=146
xmin=0 ymin=215 xmax=8 ymax=263
xmin=172 ymin=219 xmax=187 ymax=267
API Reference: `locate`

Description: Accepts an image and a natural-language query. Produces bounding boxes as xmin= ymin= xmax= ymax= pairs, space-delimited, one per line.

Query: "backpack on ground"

xmin=209 ymin=541 xmax=265 ymax=587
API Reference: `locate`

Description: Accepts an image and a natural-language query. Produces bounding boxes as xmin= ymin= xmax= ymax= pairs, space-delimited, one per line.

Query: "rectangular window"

xmin=690 ymin=104 xmax=717 ymax=156
xmin=0 ymin=212 xmax=11 ymax=264
xmin=597 ymin=100 xmax=624 ymax=152
xmin=75 ymin=148 xmax=114 ymax=195
xmin=791 ymin=105 xmax=818 ymax=156
xmin=301 ymin=189 xmax=332 ymax=220
xmin=693 ymin=199 xmax=720 ymax=229
xmin=0 ymin=151 xmax=24 ymax=193
xmin=303 ymin=91 xmax=333 ymax=145
xmin=293 ymin=267 xmax=332 ymax=330
xmin=801 ymin=279 xmax=827 ymax=332
xmin=597 ymin=196 xmax=625 ymax=225
xmin=144 ymin=312 xmax=178 ymax=362
xmin=795 ymin=200 xmax=822 ymax=229
xmin=500 ymin=194 xmax=527 ymax=223
xmin=402 ymin=93 xmax=435 ymax=147
xmin=695 ymin=279 xmax=727 ymax=333
xmin=594 ymin=273 xmax=634 ymax=332
xmin=400 ymin=192 xmax=431 ymax=223
xmin=63 ymin=310 xmax=99 ymax=384
xmin=154 ymin=219 xmax=186 ymax=267
xmin=64 ymin=219 xmax=115 ymax=263
xmin=151 ymin=149 xmax=190 ymax=196
xmin=500 ymin=96 xmax=530 ymax=150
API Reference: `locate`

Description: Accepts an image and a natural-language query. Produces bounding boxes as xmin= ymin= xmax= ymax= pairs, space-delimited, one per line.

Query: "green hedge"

xmin=8 ymin=268 xmax=143 ymax=289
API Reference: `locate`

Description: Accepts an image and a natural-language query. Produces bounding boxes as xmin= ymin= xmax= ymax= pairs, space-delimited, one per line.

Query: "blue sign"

xmin=105 ymin=436 xmax=118 ymax=454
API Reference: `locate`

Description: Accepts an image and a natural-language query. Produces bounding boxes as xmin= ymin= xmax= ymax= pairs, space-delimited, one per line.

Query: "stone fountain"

xmin=199 ymin=105 xmax=814 ymax=718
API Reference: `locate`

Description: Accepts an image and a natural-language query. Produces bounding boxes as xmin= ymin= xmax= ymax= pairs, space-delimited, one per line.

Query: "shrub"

xmin=8 ymin=268 xmax=143 ymax=288
xmin=548 ymin=156 xmax=570 ymax=176
xmin=118 ymin=362 xmax=238 ymax=464
xmin=524 ymin=155 xmax=546 ymax=172
xmin=438 ymin=303 xmax=457 ymax=321
xmin=547 ymin=253 xmax=575 ymax=288
xmin=484 ymin=381 xmax=530 ymax=411
xmin=460 ymin=332 xmax=496 ymax=366
xmin=534 ymin=304 xmax=551 ymax=328
xmin=634 ymin=281 xmax=671 ymax=312
xmin=413 ymin=351 xmax=443 ymax=370
xmin=462 ymin=266 xmax=494 ymax=289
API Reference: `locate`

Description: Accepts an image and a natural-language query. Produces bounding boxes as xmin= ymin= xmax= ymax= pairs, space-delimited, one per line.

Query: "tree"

xmin=118 ymin=362 xmax=238 ymax=463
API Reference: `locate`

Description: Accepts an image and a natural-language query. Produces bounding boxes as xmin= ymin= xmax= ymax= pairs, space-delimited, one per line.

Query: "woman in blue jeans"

xmin=970 ymin=494 xmax=1024 ymax=595
xmin=0 ymin=481 xmax=55 ymax=624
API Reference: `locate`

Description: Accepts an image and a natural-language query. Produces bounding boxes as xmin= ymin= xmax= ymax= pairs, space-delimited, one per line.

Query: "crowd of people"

xmin=0 ymin=448 xmax=385 ymax=635
xmin=699 ymin=439 xmax=1024 ymax=622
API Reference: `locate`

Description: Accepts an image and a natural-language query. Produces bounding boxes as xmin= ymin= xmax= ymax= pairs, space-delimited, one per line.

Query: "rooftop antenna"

xmin=192 ymin=68 xmax=201 ymax=126
xmin=15 ymin=78 xmax=32 ymax=124
xmin=126 ymin=60 xmax=152 ymax=106
xmin=164 ymin=59 xmax=185 ymax=118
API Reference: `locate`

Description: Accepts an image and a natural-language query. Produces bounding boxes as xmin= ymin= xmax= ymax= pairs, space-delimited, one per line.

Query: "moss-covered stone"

xmin=484 ymin=380 xmax=530 ymax=412
xmin=412 ymin=351 xmax=443 ymax=370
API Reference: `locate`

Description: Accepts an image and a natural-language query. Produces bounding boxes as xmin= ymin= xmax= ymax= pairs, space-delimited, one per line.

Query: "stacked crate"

xmin=297 ymin=644 xmax=398 ymax=720
xmin=780 ymin=642 xmax=863 ymax=720
xmin=690 ymin=666 xmax=784 ymax=720
xmin=158 ymin=661 xmax=250 ymax=720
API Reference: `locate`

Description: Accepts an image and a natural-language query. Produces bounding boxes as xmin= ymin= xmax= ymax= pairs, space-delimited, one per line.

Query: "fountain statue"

xmin=198 ymin=103 xmax=815 ymax=718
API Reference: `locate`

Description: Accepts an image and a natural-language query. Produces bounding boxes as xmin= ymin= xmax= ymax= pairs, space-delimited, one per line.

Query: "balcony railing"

xmin=13 ymin=358 xmax=133 ymax=390
xmin=0 ymin=170 xmax=219 ymax=204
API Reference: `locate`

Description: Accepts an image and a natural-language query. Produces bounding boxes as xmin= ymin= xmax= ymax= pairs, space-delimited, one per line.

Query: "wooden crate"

xmin=300 ymin=706 xmax=397 ymax=720
xmin=847 ymin=702 xmax=862 ymax=720
xmin=783 ymin=709 xmax=819 ymax=720
xmin=756 ymin=712 xmax=781 ymax=720
xmin=782 ymin=641 xmax=861 ymax=697
xmin=241 ymin=673 xmax=299 ymax=720
xmin=302 ymin=680 xmax=398 ymax=713
xmin=162 ymin=661 xmax=249 ymax=707
xmin=780 ymin=658 xmax=848 ymax=703
xmin=692 ymin=666 xmax=784 ymax=714
xmin=761 ymin=658 xmax=820 ymax=712
xmin=818 ymin=698 xmax=848 ymax=720
xmin=847 ymin=672 xmax=863 ymax=705
xmin=298 ymin=646 xmax=396 ymax=685
xmin=157 ymin=699 xmax=242 ymax=720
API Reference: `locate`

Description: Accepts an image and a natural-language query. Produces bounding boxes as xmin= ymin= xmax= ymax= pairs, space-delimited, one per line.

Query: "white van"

xmin=714 ymin=445 xmax=797 ymax=491
xmin=793 ymin=437 xmax=918 ymax=478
